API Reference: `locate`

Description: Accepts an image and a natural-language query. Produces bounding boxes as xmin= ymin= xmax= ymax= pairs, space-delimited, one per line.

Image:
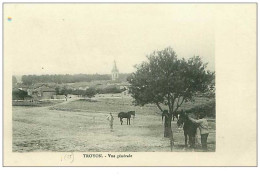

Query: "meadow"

xmin=12 ymin=94 xmax=216 ymax=152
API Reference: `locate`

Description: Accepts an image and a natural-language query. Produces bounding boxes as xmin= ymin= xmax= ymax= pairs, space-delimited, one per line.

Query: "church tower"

xmin=111 ymin=61 xmax=119 ymax=81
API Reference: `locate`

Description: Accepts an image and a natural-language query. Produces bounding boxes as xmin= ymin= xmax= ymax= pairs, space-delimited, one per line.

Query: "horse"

xmin=177 ymin=110 xmax=198 ymax=148
xmin=128 ymin=111 xmax=135 ymax=119
xmin=118 ymin=111 xmax=135 ymax=125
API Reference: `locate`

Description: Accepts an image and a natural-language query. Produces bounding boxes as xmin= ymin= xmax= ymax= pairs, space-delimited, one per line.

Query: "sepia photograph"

xmin=3 ymin=3 xmax=256 ymax=166
xmin=9 ymin=4 xmax=215 ymax=153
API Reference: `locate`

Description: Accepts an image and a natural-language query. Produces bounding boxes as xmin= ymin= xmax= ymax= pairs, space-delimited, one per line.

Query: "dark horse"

xmin=118 ymin=111 xmax=135 ymax=125
xmin=177 ymin=111 xmax=198 ymax=148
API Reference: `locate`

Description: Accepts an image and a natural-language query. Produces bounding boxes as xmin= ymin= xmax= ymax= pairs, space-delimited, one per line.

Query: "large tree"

xmin=127 ymin=47 xmax=214 ymax=142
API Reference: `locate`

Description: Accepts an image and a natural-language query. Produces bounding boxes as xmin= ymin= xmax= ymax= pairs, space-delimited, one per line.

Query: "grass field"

xmin=12 ymin=95 xmax=216 ymax=152
xmin=12 ymin=100 xmax=64 ymax=107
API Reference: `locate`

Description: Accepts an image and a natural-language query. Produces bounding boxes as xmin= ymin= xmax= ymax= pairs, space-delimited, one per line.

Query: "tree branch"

xmin=171 ymin=95 xmax=176 ymax=114
xmin=176 ymin=95 xmax=181 ymax=106
xmin=174 ymin=96 xmax=185 ymax=112
xmin=156 ymin=102 xmax=163 ymax=112
xmin=167 ymin=94 xmax=171 ymax=113
xmin=178 ymin=97 xmax=185 ymax=107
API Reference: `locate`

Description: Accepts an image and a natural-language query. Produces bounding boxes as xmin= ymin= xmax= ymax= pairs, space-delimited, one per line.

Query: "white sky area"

xmin=4 ymin=4 xmax=215 ymax=75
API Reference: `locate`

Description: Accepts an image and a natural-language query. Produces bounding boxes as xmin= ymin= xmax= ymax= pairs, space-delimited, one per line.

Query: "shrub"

xmin=12 ymin=89 xmax=30 ymax=100
xmin=186 ymin=100 xmax=215 ymax=118
xmin=97 ymin=86 xmax=124 ymax=94
xmin=84 ymin=88 xmax=97 ymax=98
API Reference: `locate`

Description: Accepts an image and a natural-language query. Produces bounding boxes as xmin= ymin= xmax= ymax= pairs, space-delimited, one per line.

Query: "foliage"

xmin=97 ymin=86 xmax=124 ymax=94
xmin=84 ymin=88 xmax=97 ymax=98
xmin=12 ymin=89 xmax=30 ymax=100
xmin=128 ymin=47 xmax=214 ymax=113
xmin=55 ymin=87 xmax=61 ymax=95
xmin=21 ymin=73 xmax=131 ymax=85
xmin=186 ymin=100 xmax=215 ymax=118
xmin=54 ymin=86 xmax=123 ymax=96
xmin=127 ymin=47 xmax=215 ymax=138
xmin=21 ymin=74 xmax=111 ymax=85
xmin=60 ymin=86 xmax=70 ymax=96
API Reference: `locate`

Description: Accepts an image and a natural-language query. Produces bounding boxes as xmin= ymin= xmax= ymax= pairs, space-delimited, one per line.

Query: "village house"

xmin=30 ymin=85 xmax=56 ymax=100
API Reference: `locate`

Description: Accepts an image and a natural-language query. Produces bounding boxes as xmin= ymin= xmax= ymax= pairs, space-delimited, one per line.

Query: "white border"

xmin=1 ymin=1 xmax=259 ymax=185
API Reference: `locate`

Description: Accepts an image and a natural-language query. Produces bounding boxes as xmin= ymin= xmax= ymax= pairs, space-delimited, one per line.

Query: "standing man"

xmin=176 ymin=113 xmax=183 ymax=133
xmin=107 ymin=112 xmax=114 ymax=131
xmin=195 ymin=127 xmax=201 ymax=146
xmin=195 ymin=113 xmax=201 ymax=146
xmin=188 ymin=113 xmax=209 ymax=151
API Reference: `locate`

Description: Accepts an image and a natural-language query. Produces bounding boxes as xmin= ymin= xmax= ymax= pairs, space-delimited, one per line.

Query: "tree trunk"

xmin=164 ymin=114 xmax=174 ymax=150
xmin=163 ymin=115 xmax=168 ymax=137
xmin=164 ymin=114 xmax=173 ymax=138
xmin=164 ymin=121 xmax=168 ymax=137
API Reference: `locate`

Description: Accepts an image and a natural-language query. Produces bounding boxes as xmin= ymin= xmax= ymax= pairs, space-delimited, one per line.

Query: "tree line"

xmin=56 ymin=86 xmax=125 ymax=97
xmin=12 ymin=85 xmax=125 ymax=100
xmin=21 ymin=73 xmax=130 ymax=85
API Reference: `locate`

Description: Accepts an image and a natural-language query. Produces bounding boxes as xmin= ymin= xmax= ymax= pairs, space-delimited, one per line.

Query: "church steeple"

xmin=111 ymin=60 xmax=119 ymax=73
xmin=111 ymin=60 xmax=119 ymax=81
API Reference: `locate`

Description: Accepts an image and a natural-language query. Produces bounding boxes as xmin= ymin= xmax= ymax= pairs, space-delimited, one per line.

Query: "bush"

xmin=78 ymin=98 xmax=97 ymax=102
xmin=186 ymin=100 xmax=215 ymax=118
xmin=69 ymin=86 xmax=124 ymax=96
xmin=97 ymin=86 xmax=124 ymax=94
xmin=12 ymin=89 xmax=30 ymax=100
xmin=84 ymin=88 xmax=97 ymax=98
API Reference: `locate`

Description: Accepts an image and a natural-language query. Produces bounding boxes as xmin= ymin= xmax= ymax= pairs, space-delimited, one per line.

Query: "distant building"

xmin=41 ymin=87 xmax=56 ymax=99
xmin=111 ymin=61 xmax=119 ymax=81
xmin=31 ymin=85 xmax=56 ymax=99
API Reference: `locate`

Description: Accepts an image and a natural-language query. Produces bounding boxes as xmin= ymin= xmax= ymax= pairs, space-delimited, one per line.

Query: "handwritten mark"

xmin=61 ymin=152 xmax=74 ymax=163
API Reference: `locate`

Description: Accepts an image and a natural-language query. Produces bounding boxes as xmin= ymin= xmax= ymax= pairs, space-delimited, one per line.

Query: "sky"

xmin=4 ymin=4 xmax=215 ymax=75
